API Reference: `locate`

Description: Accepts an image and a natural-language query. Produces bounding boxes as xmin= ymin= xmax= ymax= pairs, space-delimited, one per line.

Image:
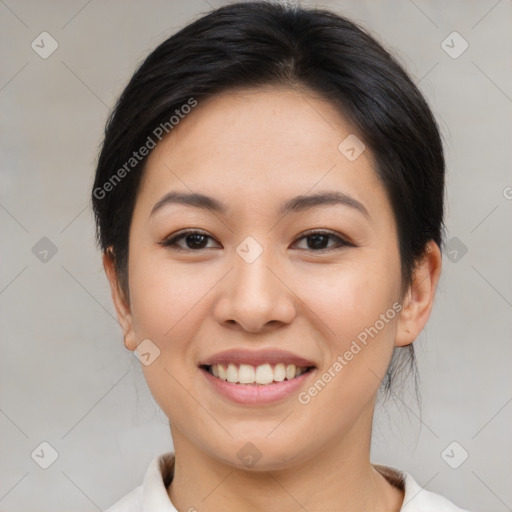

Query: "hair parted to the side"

xmin=91 ymin=0 xmax=445 ymax=400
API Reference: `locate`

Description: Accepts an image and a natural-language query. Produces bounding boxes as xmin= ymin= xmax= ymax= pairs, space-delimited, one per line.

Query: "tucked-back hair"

xmin=91 ymin=0 xmax=445 ymax=396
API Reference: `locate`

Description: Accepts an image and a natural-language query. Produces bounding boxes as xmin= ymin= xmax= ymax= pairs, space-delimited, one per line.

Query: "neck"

xmin=167 ymin=409 xmax=404 ymax=512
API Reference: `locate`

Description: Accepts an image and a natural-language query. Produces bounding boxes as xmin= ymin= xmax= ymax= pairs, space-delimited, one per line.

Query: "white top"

xmin=105 ymin=452 xmax=470 ymax=512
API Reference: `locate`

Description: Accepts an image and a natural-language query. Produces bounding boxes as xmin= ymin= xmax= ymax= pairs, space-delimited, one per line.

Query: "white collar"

xmin=138 ymin=451 xmax=469 ymax=512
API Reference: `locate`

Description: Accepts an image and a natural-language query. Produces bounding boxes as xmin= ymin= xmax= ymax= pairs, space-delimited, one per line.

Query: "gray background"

xmin=1 ymin=0 xmax=511 ymax=511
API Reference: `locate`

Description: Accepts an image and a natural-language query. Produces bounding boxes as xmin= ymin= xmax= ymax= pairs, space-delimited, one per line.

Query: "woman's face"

xmin=110 ymin=87 xmax=414 ymax=469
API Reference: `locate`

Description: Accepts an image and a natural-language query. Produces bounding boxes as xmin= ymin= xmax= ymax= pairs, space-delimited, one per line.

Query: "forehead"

xmin=136 ymin=87 xmax=390 ymax=221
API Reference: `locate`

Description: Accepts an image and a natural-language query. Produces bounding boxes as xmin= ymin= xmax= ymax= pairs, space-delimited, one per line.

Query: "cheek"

xmin=128 ymin=256 xmax=211 ymax=422
xmin=294 ymin=271 xmax=400 ymax=427
xmin=129 ymin=251 xmax=208 ymax=341
xmin=298 ymin=256 xmax=400 ymax=344
xmin=296 ymin=254 xmax=401 ymax=401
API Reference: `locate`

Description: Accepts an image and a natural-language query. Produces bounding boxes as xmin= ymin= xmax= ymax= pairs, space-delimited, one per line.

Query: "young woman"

xmin=92 ymin=2 xmax=470 ymax=511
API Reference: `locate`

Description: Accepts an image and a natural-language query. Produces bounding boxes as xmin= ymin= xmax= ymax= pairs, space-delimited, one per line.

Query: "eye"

xmin=293 ymin=230 xmax=353 ymax=251
xmin=159 ymin=229 xmax=353 ymax=252
xmin=159 ymin=229 xmax=219 ymax=251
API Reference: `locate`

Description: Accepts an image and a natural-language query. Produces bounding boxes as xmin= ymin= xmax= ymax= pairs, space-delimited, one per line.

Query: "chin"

xmin=207 ymin=435 xmax=312 ymax=472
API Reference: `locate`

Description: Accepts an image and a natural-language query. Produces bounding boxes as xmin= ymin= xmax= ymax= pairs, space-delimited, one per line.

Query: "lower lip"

xmin=199 ymin=367 xmax=316 ymax=405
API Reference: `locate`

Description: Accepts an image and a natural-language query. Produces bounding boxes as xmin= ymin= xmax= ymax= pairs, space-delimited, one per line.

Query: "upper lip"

xmin=199 ymin=349 xmax=316 ymax=368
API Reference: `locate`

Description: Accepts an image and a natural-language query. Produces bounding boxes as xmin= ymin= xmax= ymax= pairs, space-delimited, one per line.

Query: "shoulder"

xmin=104 ymin=484 xmax=143 ymax=512
xmin=104 ymin=451 xmax=177 ymax=512
xmin=374 ymin=464 xmax=471 ymax=512
xmin=401 ymin=471 xmax=471 ymax=512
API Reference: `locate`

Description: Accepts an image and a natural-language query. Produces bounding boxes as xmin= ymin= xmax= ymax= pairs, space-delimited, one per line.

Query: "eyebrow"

xmin=150 ymin=190 xmax=370 ymax=219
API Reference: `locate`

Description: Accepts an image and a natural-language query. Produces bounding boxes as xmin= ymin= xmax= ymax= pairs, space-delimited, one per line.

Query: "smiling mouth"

xmin=200 ymin=363 xmax=315 ymax=386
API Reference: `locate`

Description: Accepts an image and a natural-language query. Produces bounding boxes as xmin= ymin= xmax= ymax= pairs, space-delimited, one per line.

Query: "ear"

xmin=103 ymin=248 xmax=137 ymax=352
xmin=395 ymin=240 xmax=442 ymax=347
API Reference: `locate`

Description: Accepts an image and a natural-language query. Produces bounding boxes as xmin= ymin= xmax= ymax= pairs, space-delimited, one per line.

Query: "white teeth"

xmin=218 ymin=364 xmax=227 ymax=380
xmin=238 ymin=364 xmax=255 ymax=383
xmin=208 ymin=363 xmax=311 ymax=385
xmin=285 ymin=364 xmax=296 ymax=380
xmin=226 ymin=363 xmax=238 ymax=383
xmin=273 ymin=363 xmax=286 ymax=382
xmin=255 ymin=363 xmax=274 ymax=384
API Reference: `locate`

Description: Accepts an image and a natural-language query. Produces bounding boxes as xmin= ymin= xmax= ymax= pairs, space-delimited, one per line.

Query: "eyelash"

xmin=159 ymin=229 xmax=354 ymax=253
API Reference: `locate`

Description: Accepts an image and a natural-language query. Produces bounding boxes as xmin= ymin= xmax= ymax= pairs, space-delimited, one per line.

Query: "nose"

xmin=213 ymin=247 xmax=297 ymax=333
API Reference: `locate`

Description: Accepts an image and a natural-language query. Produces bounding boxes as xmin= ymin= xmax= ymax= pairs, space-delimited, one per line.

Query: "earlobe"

xmin=102 ymin=248 xmax=138 ymax=352
xmin=395 ymin=240 xmax=442 ymax=347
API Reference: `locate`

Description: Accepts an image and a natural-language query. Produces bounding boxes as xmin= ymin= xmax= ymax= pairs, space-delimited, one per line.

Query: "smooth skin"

xmin=103 ymin=86 xmax=442 ymax=512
